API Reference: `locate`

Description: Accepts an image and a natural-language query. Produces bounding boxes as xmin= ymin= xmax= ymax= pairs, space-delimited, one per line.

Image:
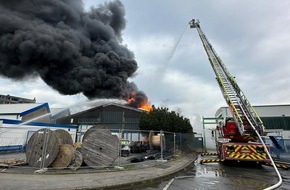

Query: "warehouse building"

xmin=56 ymin=102 xmax=144 ymax=129
xmin=56 ymin=102 xmax=145 ymax=141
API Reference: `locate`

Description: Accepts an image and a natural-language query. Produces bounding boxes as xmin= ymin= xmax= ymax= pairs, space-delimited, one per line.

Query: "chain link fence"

xmin=0 ymin=126 xmax=202 ymax=172
xmin=264 ymin=137 xmax=290 ymax=162
xmin=3 ymin=125 xmax=289 ymax=173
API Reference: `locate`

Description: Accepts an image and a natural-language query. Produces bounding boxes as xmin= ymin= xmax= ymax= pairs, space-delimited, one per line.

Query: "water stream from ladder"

xmin=166 ymin=24 xmax=188 ymax=64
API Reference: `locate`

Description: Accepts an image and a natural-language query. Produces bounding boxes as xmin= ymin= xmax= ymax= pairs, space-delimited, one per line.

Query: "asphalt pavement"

xmin=0 ymin=153 xmax=197 ymax=190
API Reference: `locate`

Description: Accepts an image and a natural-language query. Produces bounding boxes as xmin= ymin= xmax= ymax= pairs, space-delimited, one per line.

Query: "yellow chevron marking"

xmin=201 ymin=152 xmax=218 ymax=156
xmin=225 ymin=144 xmax=269 ymax=161
xmin=250 ymin=155 xmax=255 ymax=159
xmin=255 ymin=155 xmax=266 ymax=160
xmin=263 ymin=162 xmax=288 ymax=170
xmin=254 ymin=155 xmax=262 ymax=160
xmin=200 ymin=159 xmax=225 ymax=164
xmin=228 ymin=154 xmax=263 ymax=160
xmin=248 ymin=145 xmax=257 ymax=153
xmin=235 ymin=145 xmax=242 ymax=152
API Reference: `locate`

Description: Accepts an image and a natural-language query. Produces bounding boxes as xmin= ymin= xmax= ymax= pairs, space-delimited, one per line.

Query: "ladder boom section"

xmin=189 ymin=19 xmax=265 ymax=137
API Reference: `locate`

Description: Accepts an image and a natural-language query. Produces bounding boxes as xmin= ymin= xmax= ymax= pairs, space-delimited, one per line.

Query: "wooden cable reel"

xmin=82 ymin=124 xmax=106 ymax=141
xmin=50 ymin=144 xmax=75 ymax=169
xmin=149 ymin=130 xmax=166 ymax=151
xmin=53 ymin=129 xmax=73 ymax=145
xmin=81 ymin=127 xmax=119 ymax=168
xmin=50 ymin=130 xmax=75 ymax=169
xmin=26 ymin=128 xmax=59 ymax=168
xmin=26 ymin=128 xmax=76 ymax=169
xmin=26 ymin=127 xmax=119 ymax=170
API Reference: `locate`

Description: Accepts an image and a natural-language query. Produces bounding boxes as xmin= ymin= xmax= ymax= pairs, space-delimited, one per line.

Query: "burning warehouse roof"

xmin=55 ymin=101 xmax=146 ymax=130
xmin=67 ymin=98 xmax=152 ymax=116
xmin=0 ymin=0 xmax=151 ymax=110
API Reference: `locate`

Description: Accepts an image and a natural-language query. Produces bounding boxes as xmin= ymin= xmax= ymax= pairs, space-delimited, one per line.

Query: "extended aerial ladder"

xmin=189 ymin=19 xmax=265 ymax=141
xmin=189 ymin=19 xmax=272 ymax=163
xmin=189 ymin=21 xmax=286 ymax=190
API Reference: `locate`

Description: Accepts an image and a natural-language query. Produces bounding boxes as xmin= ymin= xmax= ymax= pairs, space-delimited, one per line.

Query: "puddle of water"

xmin=195 ymin=166 xmax=226 ymax=178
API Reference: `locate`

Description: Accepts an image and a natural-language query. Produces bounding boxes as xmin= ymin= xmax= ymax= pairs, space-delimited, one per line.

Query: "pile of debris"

xmin=0 ymin=158 xmax=26 ymax=167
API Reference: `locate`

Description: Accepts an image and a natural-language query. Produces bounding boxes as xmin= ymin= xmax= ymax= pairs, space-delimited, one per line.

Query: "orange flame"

xmin=139 ymin=102 xmax=153 ymax=112
xmin=127 ymin=91 xmax=153 ymax=112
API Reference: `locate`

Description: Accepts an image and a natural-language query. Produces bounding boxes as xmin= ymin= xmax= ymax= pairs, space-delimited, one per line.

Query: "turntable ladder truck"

xmin=189 ymin=19 xmax=270 ymax=163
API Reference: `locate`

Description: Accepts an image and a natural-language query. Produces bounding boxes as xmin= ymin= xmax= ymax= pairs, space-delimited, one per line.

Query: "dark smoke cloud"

xmin=0 ymin=0 xmax=147 ymax=104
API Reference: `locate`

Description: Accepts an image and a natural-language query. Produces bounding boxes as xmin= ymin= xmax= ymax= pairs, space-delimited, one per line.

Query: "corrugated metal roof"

xmin=70 ymin=101 xmax=144 ymax=117
xmin=68 ymin=99 xmax=129 ymax=114
xmin=0 ymin=103 xmax=43 ymax=114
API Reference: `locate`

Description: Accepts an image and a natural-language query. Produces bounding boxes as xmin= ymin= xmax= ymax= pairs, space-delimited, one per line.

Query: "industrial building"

xmin=56 ymin=102 xmax=145 ymax=141
xmin=0 ymin=103 xmax=43 ymax=120
xmin=0 ymin=94 xmax=36 ymax=104
xmin=215 ymin=104 xmax=290 ymax=139
xmin=0 ymin=100 xmax=145 ymax=148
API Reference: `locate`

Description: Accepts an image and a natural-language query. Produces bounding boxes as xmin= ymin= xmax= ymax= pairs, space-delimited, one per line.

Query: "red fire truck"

xmin=189 ymin=19 xmax=270 ymax=164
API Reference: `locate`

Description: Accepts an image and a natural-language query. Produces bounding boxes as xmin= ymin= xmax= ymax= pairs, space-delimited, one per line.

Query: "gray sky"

xmin=1 ymin=0 xmax=290 ymax=132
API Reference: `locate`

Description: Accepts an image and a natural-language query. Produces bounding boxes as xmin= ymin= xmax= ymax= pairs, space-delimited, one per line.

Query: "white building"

xmin=215 ymin=104 xmax=290 ymax=139
xmin=0 ymin=103 xmax=76 ymax=152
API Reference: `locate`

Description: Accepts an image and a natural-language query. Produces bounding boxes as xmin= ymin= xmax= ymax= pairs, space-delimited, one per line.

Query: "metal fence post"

xmin=179 ymin=132 xmax=182 ymax=151
xmin=160 ymin=130 xmax=163 ymax=160
xmin=118 ymin=128 xmax=121 ymax=166
xmin=40 ymin=128 xmax=49 ymax=169
xmin=202 ymin=116 xmax=207 ymax=152
xmin=174 ymin=132 xmax=176 ymax=155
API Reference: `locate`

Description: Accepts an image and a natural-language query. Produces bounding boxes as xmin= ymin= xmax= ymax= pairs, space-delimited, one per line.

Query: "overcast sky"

xmin=1 ymin=0 xmax=290 ymax=132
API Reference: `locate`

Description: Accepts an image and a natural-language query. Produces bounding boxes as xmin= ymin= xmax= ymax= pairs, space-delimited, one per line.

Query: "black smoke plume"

xmin=0 ymin=0 xmax=148 ymax=106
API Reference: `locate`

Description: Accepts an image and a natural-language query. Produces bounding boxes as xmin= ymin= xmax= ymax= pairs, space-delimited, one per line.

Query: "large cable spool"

xmin=53 ymin=129 xmax=73 ymax=145
xmin=82 ymin=124 xmax=106 ymax=141
xmin=26 ymin=128 xmax=59 ymax=168
xmin=81 ymin=127 xmax=119 ymax=168
xmin=50 ymin=144 xmax=75 ymax=169
xmin=149 ymin=130 xmax=166 ymax=151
